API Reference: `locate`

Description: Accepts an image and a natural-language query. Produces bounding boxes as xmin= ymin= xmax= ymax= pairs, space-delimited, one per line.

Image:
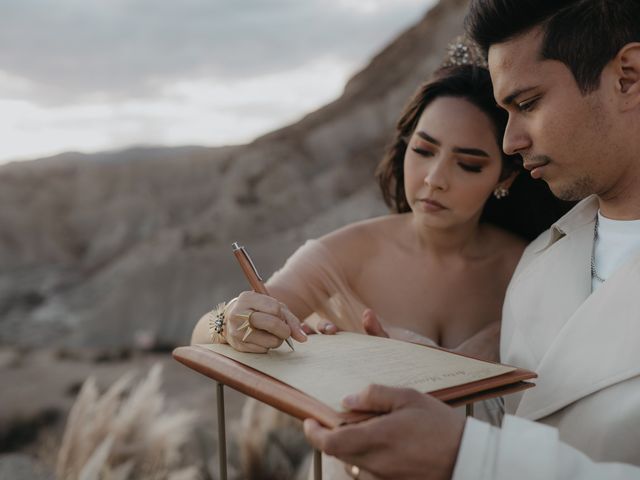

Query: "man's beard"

xmin=522 ymin=154 xmax=594 ymax=201
xmin=551 ymin=175 xmax=595 ymax=201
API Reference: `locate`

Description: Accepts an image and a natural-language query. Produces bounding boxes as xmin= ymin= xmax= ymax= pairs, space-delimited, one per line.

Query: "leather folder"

xmin=174 ymin=342 xmax=536 ymax=428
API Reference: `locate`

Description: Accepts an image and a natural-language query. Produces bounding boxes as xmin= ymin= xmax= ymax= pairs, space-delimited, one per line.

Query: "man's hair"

xmin=466 ymin=0 xmax=640 ymax=93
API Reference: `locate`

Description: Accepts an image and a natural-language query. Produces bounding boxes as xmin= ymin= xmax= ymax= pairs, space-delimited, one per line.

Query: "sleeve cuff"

xmin=452 ymin=417 xmax=499 ymax=480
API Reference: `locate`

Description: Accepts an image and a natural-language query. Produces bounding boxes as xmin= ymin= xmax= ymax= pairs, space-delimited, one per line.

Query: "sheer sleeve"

xmin=267 ymin=240 xmax=368 ymax=333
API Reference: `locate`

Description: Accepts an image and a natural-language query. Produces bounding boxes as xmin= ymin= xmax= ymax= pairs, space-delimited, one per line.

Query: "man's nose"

xmin=503 ymin=117 xmax=531 ymax=156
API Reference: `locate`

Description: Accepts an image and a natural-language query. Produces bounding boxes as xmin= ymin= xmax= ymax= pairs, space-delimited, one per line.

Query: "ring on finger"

xmin=235 ymin=310 xmax=255 ymax=331
xmin=241 ymin=326 xmax=254 ymax=342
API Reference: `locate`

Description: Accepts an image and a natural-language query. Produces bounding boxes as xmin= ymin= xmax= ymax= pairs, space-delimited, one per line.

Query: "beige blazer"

xmin=453 ymin=196 xmax=640 ymax=479
xmin=502 ymin=195 xmax=640 ymax=464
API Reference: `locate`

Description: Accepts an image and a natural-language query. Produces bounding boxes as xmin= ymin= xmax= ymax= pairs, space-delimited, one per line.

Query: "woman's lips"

xmin=418 ymin=198 xmax=446 ymax=212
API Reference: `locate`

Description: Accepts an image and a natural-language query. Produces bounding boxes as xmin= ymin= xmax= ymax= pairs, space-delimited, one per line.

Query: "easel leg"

xmin=216 ymin=383 xmax=227 ymax=480
xmin=314 ymin=449 xmax=322 ymax=480
xmin=465 ymin=403 xmax=474 ymax=417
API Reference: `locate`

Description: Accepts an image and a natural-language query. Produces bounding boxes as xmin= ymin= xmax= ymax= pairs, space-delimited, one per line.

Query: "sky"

xmin=0 ymin=0 xmax=435 ymax=164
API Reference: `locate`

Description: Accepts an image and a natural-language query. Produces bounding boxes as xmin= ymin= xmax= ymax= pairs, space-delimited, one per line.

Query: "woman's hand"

xmin=362 ymin=309 xmax=390 ymax=338
xmin=225 ymin=291 xmax=307 ymax=353
xmin=300 ymin=315 xmax=339 ymax=335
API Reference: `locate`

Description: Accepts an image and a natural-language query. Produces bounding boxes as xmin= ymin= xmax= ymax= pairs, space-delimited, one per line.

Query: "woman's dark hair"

xmin=466 ymin=0 xmax=640 ymax=94
xmin=375 ymin=64 xmax=573 ymax=241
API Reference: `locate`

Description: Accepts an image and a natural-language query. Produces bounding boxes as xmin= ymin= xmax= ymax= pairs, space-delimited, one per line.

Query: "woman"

xmin=192 ymin=59 xmax=571 ymax=479
xmin=191 ymin=64 xmax=569 ymax=356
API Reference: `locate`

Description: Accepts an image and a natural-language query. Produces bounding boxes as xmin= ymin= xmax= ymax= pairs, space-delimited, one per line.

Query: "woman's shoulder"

xmin=319 ymin=214 xmax=409 ymax=248
xmin=317 ymin=214 xmax=410 ymax=270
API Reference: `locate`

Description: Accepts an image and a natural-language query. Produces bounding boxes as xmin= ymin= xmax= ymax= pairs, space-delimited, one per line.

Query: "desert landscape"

xmin=0 ymin=0 xmax=471 ymax=478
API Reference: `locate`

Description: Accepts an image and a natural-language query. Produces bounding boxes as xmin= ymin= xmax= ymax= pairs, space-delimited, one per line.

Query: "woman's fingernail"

xmin=299 ymin=327 xmax=307 ymax=337
xmin=342 ymin=395 xmax=358 ymax=408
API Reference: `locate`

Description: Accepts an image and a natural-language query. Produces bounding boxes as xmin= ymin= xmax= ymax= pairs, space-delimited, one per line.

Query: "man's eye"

xmin=517 ymin=97 xmax=539 ymax=112
xmin=459 ymin=163 xmax=483 ymax=173
xmin=411 ymin=147 xmax=434 ymax=157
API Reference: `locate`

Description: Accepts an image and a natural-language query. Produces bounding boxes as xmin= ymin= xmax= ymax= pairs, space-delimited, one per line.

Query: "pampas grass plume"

xmin=56 ymin=363 xmax=198 ymax=480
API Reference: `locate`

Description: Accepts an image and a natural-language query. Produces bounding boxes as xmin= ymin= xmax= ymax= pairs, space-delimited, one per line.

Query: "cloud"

xmin=0 ymin=0 xmax=434 ymax=163
xmin=0 ymin=0 xmax=429 ymax=105
xmin=0 ymin=55 xmax=356 ymax=162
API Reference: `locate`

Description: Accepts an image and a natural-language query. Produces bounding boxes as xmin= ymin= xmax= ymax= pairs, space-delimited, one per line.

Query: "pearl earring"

xmin=493 ymin=186 xmax=509 ymax=199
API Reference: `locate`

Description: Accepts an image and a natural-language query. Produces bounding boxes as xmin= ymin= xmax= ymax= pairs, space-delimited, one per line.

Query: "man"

xmin=304 ymin=1 xmax=640 ymax=478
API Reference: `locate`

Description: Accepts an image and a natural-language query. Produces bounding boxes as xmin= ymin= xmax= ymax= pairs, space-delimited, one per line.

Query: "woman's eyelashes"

xmin=411 ymin=143 xmax=484 ymax=173
xmin=411 ymin=146 xmax=434 ymax=157
xmin=458 ymin=163 xmax=483 ymax=173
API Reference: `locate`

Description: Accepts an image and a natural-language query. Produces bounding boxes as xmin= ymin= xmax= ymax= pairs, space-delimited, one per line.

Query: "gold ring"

xmin=234 ymin=310 xmax=256 ymax=343
xmin=235 ymin=310 xmax=255 ymax=331
xmin=235 ymin=310 xmax=253 ymax=321
xmin=242 ymin=326 xmax=254 ymax=342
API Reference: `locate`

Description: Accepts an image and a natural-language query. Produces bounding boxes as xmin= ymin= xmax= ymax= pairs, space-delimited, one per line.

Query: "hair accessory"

xmin=441 ymin=35 xmax=488 ymax=69
xmin=493 ymin=186 xmax=510 ymax=199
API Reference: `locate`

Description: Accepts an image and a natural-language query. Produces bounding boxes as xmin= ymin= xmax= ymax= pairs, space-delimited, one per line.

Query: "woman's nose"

xmin=424 ymin=158 xmax=448 ymax=190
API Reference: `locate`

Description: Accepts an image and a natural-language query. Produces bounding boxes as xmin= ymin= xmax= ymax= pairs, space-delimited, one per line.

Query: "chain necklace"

xmin=590 ymin=215 xmax=606 ymax=284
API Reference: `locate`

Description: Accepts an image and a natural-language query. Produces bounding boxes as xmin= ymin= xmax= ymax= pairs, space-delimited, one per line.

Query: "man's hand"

xmin=303 ymin=385 xmax=465 ymax=480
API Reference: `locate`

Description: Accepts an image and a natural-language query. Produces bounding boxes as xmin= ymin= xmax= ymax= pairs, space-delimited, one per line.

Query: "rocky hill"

xmin=0 ymin=0 xmax=470 ymax=349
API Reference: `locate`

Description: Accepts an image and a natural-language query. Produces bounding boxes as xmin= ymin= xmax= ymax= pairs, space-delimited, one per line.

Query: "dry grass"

xmin=56 ymin=364 xmax=200 ymax=480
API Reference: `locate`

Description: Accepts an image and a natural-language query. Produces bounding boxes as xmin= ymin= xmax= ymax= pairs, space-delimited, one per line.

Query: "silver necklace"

xmin=590 ymin=215 xmax=606 ymax=284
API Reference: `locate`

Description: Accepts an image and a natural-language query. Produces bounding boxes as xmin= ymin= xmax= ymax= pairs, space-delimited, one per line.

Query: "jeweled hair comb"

xmin=441 ymin=35 xmax=488 ymax=69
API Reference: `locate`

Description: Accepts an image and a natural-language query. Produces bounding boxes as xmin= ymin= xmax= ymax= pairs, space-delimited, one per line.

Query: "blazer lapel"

xmin=516 ymin=253 xmax=640 ymax=420
xmin=501 ymin=218 xmax=594 ymax=414
xmin=503 ymin=219 xmax=594 ymax=367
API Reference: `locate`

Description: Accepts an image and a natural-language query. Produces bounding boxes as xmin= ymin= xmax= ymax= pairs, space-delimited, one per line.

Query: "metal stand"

xmin=314 ymin=449 xmax=322 ymax=480
xmin=465 ymin=403 xmax=474 ymax=417
xmin=215 ymin=382 xmax=323 ymax=479
xmin=216 ymin=383 xmax=227 ymax=480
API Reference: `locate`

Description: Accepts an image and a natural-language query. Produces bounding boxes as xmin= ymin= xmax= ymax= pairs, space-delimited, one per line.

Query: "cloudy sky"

xmin=0 ymin=0 xmax=434 ymax=164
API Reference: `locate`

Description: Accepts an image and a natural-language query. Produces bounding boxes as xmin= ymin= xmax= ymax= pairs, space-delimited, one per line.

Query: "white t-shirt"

xmin=592 ymin=211 xmax=640 ymax=291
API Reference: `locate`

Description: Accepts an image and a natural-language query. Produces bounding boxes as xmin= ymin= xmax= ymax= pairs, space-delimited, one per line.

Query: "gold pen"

xmin=232 ymin=242 xmax=295 ymax=351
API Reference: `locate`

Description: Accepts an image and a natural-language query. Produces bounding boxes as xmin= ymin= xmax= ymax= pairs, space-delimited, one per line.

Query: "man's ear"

xmin=614 ymin=43 xmax=640 ymax=111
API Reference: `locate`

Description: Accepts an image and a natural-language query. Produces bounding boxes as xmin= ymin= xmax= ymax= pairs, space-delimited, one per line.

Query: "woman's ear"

xmin=613 ymin=43 xmax=640 ymax=111
xmin=493 ymin=170 xmax=518 ymax=200
xmin=496 ymin=170 xmax=518 ymax=190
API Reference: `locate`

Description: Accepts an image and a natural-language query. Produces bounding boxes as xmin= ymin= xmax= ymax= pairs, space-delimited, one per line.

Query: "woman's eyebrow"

xmin=416 ymin=130 xmax=440 ymax=145
xmin=452 ymin=146 xmax=490 ymax=158
xmin=417 ymin=130 xmax=489 ymax=158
